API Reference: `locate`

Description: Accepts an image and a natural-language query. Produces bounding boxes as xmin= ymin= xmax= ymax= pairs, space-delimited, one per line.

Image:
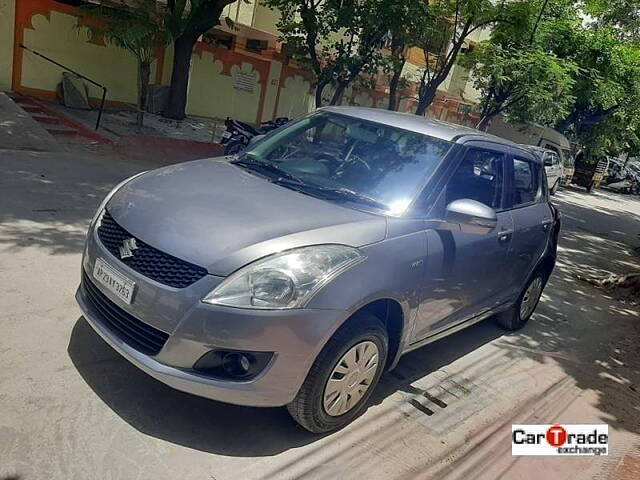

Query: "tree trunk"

xmin=415 ymin=85 xmax=437 ymax=116
xmin=330 ymin=82 xmax=348 ymax=106
xmin=388 ymin=39 xmax=405 ymax=111
xmin=136 ymin=59 xmax=151 ymax=128
xmin=415 ymin=31 xmax=468 ymax=117
xmin=164 ymin=33 xmax=199 ymax=120
xmin=387 ymin=61 xmax=404 ymax=111
xmin=314 ymin=80 xmax=328 ymax=108
xmin=476 ymin=114 xmax=494 ymax=131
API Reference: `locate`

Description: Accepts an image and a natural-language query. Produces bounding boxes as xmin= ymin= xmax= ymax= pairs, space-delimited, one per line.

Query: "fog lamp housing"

xmin=193 ymin=349 xmax=273 ymax=381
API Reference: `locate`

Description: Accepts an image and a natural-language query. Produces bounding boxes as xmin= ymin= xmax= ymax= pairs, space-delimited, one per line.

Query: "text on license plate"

xmin=92 ymin=258 xmax=136 ymax=304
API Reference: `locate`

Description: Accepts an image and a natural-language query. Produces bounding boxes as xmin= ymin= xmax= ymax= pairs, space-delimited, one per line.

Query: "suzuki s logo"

xmin=119 ymin=237 xmax=138 ymax=259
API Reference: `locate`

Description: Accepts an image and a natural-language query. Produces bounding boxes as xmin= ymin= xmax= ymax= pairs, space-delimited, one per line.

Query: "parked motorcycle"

xmin=221 ymin=117 xmax=289 ymax=155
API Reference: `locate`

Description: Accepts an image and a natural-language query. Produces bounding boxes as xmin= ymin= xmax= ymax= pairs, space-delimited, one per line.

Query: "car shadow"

xmin=67 ymin=314 xmax=505 ymax=457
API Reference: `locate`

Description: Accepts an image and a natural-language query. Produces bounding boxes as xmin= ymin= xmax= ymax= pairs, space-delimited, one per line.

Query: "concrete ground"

xmin=1 ymin=106 xmax=639 ymax=479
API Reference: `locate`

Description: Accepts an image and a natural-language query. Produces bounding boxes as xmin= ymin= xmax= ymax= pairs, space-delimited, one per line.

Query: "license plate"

xmin=222 ymin=131 xmax=232 ymax=138
xmin=93 ymin=258 xmax=136 ymax=304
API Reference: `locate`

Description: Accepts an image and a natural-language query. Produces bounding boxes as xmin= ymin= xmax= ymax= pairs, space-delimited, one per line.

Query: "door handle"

xmin=541 ymin=218 xmax=553 ymax=231
xmin=498 ymin=229 xmax=513 ymax=242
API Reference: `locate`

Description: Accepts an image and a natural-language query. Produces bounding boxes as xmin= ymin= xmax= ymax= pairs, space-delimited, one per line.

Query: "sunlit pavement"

xmin=1 ymin=145 xmax=639 ymax=479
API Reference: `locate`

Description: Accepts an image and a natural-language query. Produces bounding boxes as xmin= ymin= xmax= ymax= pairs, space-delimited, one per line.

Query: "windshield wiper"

xmin=234 ymin=156 xmax=388 ymax=211
xmin=233 ymin=156 xmax=306 ymax=184
xmin=276 ymin=179 xmax=388 ymax=211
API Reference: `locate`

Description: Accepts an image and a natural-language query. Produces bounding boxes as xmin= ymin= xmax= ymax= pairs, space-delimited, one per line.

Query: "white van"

xmin=487 ymin=117 xmax=574 ymax=186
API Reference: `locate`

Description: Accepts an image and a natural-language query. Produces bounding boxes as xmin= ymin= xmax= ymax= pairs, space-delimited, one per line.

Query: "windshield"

xmin=234 ymin=111 xmax=453 ymax=215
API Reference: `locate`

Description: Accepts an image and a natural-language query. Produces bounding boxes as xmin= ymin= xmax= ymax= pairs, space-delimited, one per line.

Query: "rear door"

xmin=507 ymin=149 xmax=554 ymax=288
xmin=414 ymin=142 xmax=515 ymax=341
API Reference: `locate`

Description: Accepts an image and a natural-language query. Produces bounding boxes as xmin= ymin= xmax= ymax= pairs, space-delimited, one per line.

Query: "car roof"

xmin=320 ymin=106 xmax=516 ymax=145
xmin=518 ymin=144 xmax=553 ymax=154
xmin=517 ymin=144 xmax=556 ymax=160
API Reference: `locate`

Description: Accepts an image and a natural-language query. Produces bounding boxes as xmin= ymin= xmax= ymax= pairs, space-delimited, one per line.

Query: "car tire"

xmin=495 ymin=272 xmax=546 ymax=331
xmin=550 ymin=180 xmax=559 ymax=195
xmin=287 ymin=312 xmax=388 ymax=433
xmin=586 ymin=182 xmax=594 ymax=193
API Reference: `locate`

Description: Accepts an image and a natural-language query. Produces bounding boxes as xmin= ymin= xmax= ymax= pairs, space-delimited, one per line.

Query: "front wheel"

xmin=496 ymin=273 xmax=545 ymax=330
xmin=287 ymin=312 xmax=388 ymax=433
xmin=550 ymin=179 xmax=560 ymax=195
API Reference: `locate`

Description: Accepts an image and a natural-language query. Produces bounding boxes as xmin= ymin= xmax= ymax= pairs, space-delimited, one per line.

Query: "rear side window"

xmin=513 ymin=158 xmax=541 ymax=207
xmin=445 ymin=148 xmax=505 ymax=210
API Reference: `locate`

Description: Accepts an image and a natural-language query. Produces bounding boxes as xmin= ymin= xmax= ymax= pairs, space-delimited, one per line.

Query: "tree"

xmin=163 ymin=0 xmax=236 ymax=120
xmin=382 ymin=1 xmax=430 ymax=111
xmin=585 ymin=0 xmax=640 ymax=40
xmin=263 ymin=0 xmax=395 ymax=108
xmin=548 ymin=23 xmax=640 ymax=157
xmin=468 ymin=0 xmax=578 ymax=130
xmin=472 ymin=45 xmax=576 ymax=130
xmin=413 ymin=0 xmax=508 ymax=116
xmin=78 ymin=0 xmax=166 ymax=127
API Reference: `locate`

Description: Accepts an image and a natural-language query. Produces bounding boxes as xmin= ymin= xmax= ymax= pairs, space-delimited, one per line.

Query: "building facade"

xmin=3 ymin=0 xmax=483 ymax=126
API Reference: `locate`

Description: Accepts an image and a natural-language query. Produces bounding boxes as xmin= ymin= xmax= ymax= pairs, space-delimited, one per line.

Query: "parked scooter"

xmin=221 ymin=117 xmax=289 ymax=155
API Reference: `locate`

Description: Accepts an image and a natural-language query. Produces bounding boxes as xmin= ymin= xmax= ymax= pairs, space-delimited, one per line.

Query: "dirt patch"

xmin=577 ymin=272 xmax=640 ymax=305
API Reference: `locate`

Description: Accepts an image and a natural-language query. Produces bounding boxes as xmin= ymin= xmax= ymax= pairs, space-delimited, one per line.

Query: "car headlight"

xmin=203 ymin=245 xmax=365 ymax=309
xmin=89 ymin=171 xmax=147 ymax=228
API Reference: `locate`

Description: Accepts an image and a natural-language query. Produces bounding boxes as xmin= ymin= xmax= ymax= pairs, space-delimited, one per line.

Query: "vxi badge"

xmin=512 ymin=424 xmax=609 ymax=456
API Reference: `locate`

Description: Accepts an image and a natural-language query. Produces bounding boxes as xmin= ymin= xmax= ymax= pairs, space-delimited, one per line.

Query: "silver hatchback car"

xmin=76 ymin=107 xmax=560 ymax=432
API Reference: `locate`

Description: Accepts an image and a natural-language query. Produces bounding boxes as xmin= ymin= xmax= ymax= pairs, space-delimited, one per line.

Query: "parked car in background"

xmin=573 ymin=154 xmax=610 ymax=193
xmin=487 ymin=116 xmax=572 ymax=183
xmin=560 ymin=150 xmax=575 ymax=186
xmin=519 ymin=145 xmax=564 ymax=194
xmin=76 ymin=107 xmax=560 ymax=433
xmin=603 ymin=157 xmax=640 ymax=194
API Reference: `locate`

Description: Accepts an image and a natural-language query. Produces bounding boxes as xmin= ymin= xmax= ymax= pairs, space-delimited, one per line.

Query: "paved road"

xmin=1 ymin=145 xmax=639 ymax=479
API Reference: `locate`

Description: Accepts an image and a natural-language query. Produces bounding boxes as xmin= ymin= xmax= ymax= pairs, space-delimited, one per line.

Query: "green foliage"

xmin=263 ymin=0 xmax=412 ymax=106
xmin=78 ymin=0 xmax=165 ymax=64
xmin=585 ymin=0 xmax=640 ymax=40
xmin=467 ymin=0 xmax=579 ymax=129
xmin=164 ymin=0 xmax=236 ymax=41
xmin=413 ymin=0 xmax=510 ymax=115
xmin=77 ymin=0 xmax=169 ymax=126
xmin=472 ymin=44 xmax=577 ymax=126
xmin=547 ymin=22 xmax=640 ymax=156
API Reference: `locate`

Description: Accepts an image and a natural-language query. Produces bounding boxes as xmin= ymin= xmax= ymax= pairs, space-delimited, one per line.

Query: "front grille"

xmin=82 ymin=272 xmax=169 ymax=355
xmin=97 ymin=210 xmax=207 ymax=288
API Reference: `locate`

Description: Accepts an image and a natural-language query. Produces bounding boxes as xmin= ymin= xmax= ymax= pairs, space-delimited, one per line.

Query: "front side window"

xmin=235 ymin=112 xmax=453 ymax=215
xmin=543 ymin=152 xmax=555 ymax=166
xmin=513 ymin=158 xmax=541 ymax=207
xmin=445 ymin=148 xmax=505 ymax=210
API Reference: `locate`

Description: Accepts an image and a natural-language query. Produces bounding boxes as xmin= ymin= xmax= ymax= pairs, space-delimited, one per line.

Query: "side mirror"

xmin=248 ymin=134 xmax=265 ymax=147
xmin=444 ymin=199 xmax=497 ymax=235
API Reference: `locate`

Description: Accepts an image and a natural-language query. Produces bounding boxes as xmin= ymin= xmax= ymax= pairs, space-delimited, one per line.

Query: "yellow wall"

xmin=262 ymin=60 xmax=281 ymax=121
xmin=21 ymin=10 xmax=157 ymax=103
xmin=186 ymin=50 xmax=262 ymax=123
xmin=0 ymin=0 xmax=16 ymax=90
xmin=253 ymin=2 xmax=280 ymax=35
xmin=276 ymin=74 xmax=313 ymax=118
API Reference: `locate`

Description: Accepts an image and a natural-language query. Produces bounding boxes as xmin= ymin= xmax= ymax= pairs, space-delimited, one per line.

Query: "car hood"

xmin=106 ymin=159 xmax=387 ymax=276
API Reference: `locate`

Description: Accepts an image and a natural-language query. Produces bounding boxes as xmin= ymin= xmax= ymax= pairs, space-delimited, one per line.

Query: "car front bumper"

xmin=75 ymin=226 xmax=349 ymax=407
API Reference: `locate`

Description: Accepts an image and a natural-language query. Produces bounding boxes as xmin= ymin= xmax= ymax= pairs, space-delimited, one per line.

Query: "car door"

xmin=542 ymin=151 xmax=559 ymax=187
xmin=413 ymin=143 xmax=515 ymax=341
xmin=541 ymin=144 xmax=563 ymax=187
xmin=507 ymin=150 xmax=554 ymax=289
